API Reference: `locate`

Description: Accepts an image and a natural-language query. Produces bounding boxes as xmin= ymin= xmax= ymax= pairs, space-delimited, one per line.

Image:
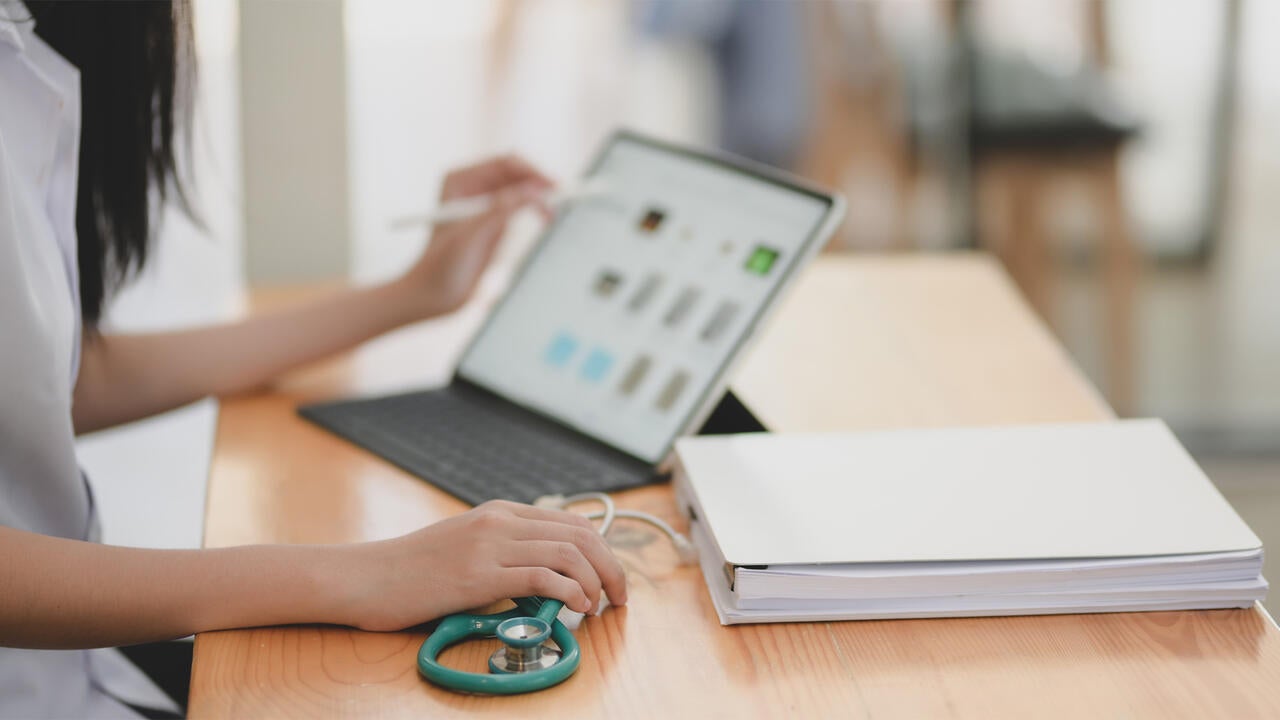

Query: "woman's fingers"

xmin=499 ymin=567 xmax=591 ymax=613
xmin=501 ymin=541 xmax=604 ymax=613
xmin=488 ymin=153 xmax=554 ymax=188
xmin=489 ymin=181 xmax=548 ymax=216
xmin=467 ymin=500 xmax=628 ymax=610
xmin=479 ymin=499 xmax=598 ymax=533
xmin=508 ymin=519 xmax=628 ymax=607
xmin=428 ymin=183 xmax=541 ymax=268
xmin=442 ymin=154 xmax=554 ymax=200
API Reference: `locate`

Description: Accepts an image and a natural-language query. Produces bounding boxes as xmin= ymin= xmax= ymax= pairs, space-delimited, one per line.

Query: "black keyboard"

xmin=298 ymin=384 xmax=657 ymax=505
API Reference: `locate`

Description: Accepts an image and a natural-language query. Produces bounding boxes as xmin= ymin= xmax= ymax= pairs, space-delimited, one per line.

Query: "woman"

xmin=0 ymin=1 xmax=626 ymax=717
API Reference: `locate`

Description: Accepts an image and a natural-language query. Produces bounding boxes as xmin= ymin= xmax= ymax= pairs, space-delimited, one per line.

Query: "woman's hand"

xmin=395 ymin=155 xmax=554 ymax=320
xmin=341 ymin=500 xmax=628 ymax=632
xmin=0 ymin=501 xmax=624 ymax=648
xmin=74 ymin=155 xmax=553 ymax=433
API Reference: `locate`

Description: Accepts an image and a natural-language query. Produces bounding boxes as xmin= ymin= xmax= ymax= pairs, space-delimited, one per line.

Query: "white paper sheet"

xmin=675 ymin=419 xmax=1261 ymax=566
xmin=76 ymin=398 xmax=218 ymax=550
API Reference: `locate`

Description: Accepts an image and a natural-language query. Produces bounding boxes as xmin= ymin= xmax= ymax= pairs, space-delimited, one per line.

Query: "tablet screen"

xmin=457 ymin=133 xmax=835 ymax=463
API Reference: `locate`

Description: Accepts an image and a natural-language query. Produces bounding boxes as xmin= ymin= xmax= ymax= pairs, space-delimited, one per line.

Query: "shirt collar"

xmin=0 ymin=1 xmax=31 ymax=53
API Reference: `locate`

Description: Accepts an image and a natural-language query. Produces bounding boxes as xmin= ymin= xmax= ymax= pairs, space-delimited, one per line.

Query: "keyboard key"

xmin=299 ymin=386 xmax=656 ymax=505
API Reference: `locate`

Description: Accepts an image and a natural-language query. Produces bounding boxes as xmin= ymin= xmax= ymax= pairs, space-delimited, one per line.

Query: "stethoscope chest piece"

xmin=419 ymin=494 xmax=695 ymax=695
xmin=490 ymin=616 xmax=561 ymax=674
xmin=418 ymin=597 xmax=580 ymax=695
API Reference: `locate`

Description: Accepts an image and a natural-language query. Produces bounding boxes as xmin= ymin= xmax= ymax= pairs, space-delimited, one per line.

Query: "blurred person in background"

xmin=635 ymin=0 xmax=812 ymax=171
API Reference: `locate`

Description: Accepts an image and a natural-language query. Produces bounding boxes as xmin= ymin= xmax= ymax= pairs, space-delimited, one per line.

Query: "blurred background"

xmin=114 ymin=0 xmax=1277 ymax=599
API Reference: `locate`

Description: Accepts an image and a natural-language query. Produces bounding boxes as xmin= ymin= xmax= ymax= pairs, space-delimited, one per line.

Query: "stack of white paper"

xmin=673 ymin=420 xmax=1266 ymax=625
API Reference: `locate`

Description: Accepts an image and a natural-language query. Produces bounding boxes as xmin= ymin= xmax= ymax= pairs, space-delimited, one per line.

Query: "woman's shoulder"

xmin=0 ymin=10 xmax=80 ymax=234
xmin=0 ymin=1 xmax=27 ymax=51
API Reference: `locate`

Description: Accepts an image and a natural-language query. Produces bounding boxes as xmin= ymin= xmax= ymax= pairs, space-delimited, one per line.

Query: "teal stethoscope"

xmin=417 ymin=492 xmax=695 ymax=695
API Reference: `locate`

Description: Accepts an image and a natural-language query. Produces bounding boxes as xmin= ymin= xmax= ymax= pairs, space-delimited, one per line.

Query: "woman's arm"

xmin=0 ymin=501 xmax=626 ymax=649
xmin=73 ymin=155 xmax=552 ymax=434
xmin=74 ymin=280 xmax=420 ymax=433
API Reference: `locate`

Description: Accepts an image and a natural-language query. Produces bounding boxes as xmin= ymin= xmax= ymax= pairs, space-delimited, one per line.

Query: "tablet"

xmin=456 ymin=131 xmax=844 ymax=464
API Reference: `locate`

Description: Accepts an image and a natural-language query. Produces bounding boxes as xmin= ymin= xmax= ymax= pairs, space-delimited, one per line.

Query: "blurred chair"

xmin=805 ymin=0 xmax=1140 ymax=412
xmin=797 ymin=2 xmax=916 ymax=250
xmin=957 ymin=0 xmax=1141 ymax=414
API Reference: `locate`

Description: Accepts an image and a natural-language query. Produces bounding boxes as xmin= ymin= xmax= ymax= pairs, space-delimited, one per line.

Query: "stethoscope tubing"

xmin=416 ymin=493 xmax=693 ymax=694
xmin=417 ymin=597 xmax=580 ymax=694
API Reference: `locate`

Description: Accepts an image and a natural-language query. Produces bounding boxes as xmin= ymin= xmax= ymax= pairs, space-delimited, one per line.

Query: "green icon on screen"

xmin=745 ymin=245 xmax=780 ymax=276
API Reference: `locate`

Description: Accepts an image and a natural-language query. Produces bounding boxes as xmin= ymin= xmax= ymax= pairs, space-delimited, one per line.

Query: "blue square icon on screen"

xmin=544 ymin=332 xmax=578 ymax=368
xmin=580 ymin=349 xmax=614 ymax=382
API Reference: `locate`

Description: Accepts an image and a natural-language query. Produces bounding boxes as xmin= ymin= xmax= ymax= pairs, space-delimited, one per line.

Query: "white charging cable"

xmin=534 ymin=492 xmax=697 ymax=566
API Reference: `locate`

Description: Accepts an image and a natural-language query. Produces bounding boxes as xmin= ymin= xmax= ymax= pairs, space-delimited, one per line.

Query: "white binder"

xmin=673 ymin=420 xmax=1265 ymax=624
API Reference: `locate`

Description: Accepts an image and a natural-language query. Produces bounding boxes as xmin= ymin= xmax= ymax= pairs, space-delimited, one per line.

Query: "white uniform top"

xmin=0 ymin=4 xmax=179 ymax=716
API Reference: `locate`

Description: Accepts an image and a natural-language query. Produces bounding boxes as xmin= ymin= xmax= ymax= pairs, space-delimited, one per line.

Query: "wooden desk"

xmin=190 ymin=254 xmax=1280 ymax=718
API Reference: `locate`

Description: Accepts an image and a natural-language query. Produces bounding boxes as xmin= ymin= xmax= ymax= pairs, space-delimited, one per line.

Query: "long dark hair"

xmin=27 ymin=0 xmax=194 ymax=327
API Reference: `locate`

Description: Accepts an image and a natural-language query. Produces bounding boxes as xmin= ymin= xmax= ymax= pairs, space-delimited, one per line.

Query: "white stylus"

xmin=388 ymin=179 xmax=612 ymax=231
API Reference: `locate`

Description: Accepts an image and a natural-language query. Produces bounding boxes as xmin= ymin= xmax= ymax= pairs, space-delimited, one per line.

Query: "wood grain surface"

xmin=189 ymin=254 xmax=1280 ymax=718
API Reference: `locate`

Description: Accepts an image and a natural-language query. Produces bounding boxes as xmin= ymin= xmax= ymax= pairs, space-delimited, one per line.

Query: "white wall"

xmin=344 ymin=0 xmax=714 ymax=284
xmin=103 ymin=0 xmax=243 ymax=330
xmin=239 ymin=0 xmax=350 ymax=284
